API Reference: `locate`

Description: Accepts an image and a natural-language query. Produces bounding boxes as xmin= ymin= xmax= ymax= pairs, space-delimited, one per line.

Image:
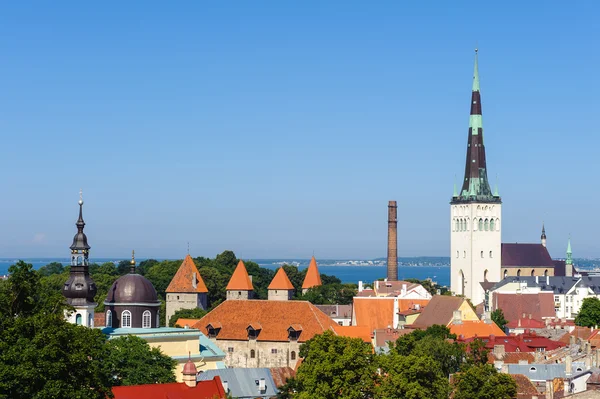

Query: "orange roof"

xmin=268 ymin=268 xmax=295 ymax=290
xmin=450 ymin=320 xmax=506 ymax=339
xmin=193 ymin=300 xmax=340 ymax=342
xmin=175 ymin=318 xmax=202 ymax=328
xmin=226 ymin=260 xmax=253 ymax=291
xmin=112 ymin=376 xmax=226 ymax=399
xmin=352 ymin=298 xmax=430 ymax=332
xmin=335 ymin=326 xmax=372 ymax=343
xmin=166 ymin=255 xmax=208 ymax=293
xmin=302 ymin=256 xmax=322 ymax=289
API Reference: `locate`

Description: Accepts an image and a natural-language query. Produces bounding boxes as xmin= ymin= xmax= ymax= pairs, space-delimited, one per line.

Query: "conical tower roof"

xmin=166 ymin=254 xmax=208 ymax=293
xmin=302 ymin=256 xmax=322 ymax=290
xmin=226 ymin=260 xmax=254 ymax=291
xmin=268 ymin=267 xmax=294 ymax=290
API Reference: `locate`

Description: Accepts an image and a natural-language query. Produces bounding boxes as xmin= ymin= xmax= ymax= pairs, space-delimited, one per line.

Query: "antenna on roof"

xmin=187 ymin=242 xmax=190 ymax=255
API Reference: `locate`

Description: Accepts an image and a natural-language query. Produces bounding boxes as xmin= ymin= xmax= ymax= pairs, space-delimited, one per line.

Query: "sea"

xmin=0 ymin=257 xmax=451 ymax=286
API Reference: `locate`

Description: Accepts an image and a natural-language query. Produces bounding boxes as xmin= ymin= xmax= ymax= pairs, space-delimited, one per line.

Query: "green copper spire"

xmin=472 ymin=48 xmax=480 ymax=92
xmin=566 ymin=237 xmax=573 ymax=266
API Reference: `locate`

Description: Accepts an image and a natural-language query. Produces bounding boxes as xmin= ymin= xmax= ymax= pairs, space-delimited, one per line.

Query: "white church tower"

xmin=450 ymin=50 xmax=502 ymax=306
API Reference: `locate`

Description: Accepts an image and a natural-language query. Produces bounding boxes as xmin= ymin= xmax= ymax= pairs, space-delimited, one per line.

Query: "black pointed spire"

xmin=70 ymin=190 xmax=91 ymax=251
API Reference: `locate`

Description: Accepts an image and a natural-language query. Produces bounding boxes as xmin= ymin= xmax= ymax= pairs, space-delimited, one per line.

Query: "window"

xmin=228 ymin=347 xmax=234 ymax=353
xmin=535 ymin=347 xmax=545 ymax=353
xmin=531 ymin=269 xmax=535 ymax=276
xmin=484 ymin=219 xmax=489 ymax=231
xmin=288 ymin=330 xmax=301 ymax=341
xmin=456 ymin=251 xmax=459 ymax=258
xmin=106 ymin=310 xmax=112 ymax=327
xmin=142 ymin=310 xmax=151 ymax=328
xmin=291 ymin=351 xmax=296 ymax=360
xmin=88 ymin=313 xmax=93 ymax=327
xmin=121 ymin=310 xmax=132 ymax=328
xmin=479 ymin=219 xmax=483 ymax=231
xmin=481 ymin=251 xmax=484 ymax=258
xmin=338 ymin=321 xmax=343 ymax=326
xmin=554 ymin=296 xmax=560 ymax=302
xmin=517 ymin=270 xmax=521 ymax=277
xmin=271 ymin=349 xmax=278 ymax=354
xmin=75 ymin=313 xmax=82 ymax=325
xmin=490 ymin=219 xmax=495 ymax=231
xmin=544 ymin=270 xmax=548 ymax=277
xmin=248 ymin=328 xmax=258 ymax=340
xmin=504 ymin=270 xmax=508 ymax=278
xmin=455 ymin=220 xmax=459 ymax=231
xmin=250 ymin=350 xmax=256 ymax=359
xmin=489 ymin=251 xmax=493 ymax=258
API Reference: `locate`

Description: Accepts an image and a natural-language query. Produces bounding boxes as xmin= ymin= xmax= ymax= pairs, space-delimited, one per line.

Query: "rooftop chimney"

xmin=566 ymin=355 xmax=572 ymax=377
xmin=387 ymin=201 xmax=398 ymax=281
xmin=358 ymin=281 xmax=363 ymax=292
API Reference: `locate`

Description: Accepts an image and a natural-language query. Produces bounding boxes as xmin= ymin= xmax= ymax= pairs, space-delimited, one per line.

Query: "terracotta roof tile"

xmin=559 ymin=326 xmax=595 ymax=345
xmin=461 ymin=333 xmax=565 ymax=353
xmin=335 ymin=326 xmax=372 ymax=343
xmin=226 ymin=260 xmax=253 ymax=291
xmin=112 ymin=376 xmax=226 ymax=399
xmin=352 ymin=298 xmax=430 ymax=332
xmin=487 ymin=352 xmax=535 ymax=364
xmin=507 ymin=318 xmax=546 ymax=329
xmin=512 ymin=374 xmax=540 ymax=395
xmin=270 ymin=367 xmax=295 ymax=388
xmin=374 ymin=328 xmax=414 ymax=349
xmin=411 ymin=296 xmax=465 ymax=329
xmin=268 ymin=268 xmax=295 ymax=290
xmin=175 ymin=318 xmax=202 ymax=328
xmin=193 ymin=300 xmax=339 ymax=342
xmin=492 ymin=293 xmax=555 ymax=324
xmin=450 ymin=320 xmax=506 ymax=339
xmin=302 ymin=257 xmax=322 ymax=289
xmin=166 ymin=255 xmax=208 ymax=293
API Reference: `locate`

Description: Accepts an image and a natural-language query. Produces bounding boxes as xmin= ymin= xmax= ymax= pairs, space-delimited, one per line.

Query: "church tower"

xmin=63 ymin=191 xmax=97 ymax=326
xmin=450 ymin=50 xmax=502 ymax=306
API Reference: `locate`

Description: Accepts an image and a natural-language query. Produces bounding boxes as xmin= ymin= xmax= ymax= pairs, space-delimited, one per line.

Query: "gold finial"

xmin=78 ymin=189 xmax=84 ymax=205
xmin=130 ymin=250 xmax=136 ymax=265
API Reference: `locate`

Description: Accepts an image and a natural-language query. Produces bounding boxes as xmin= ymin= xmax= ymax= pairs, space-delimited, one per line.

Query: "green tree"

xmin=37 ymin=261 xmax=65 ymax=277
xmin=292 ymin=330 xmax=376 ymax=399
xmin=169 ymin=307 xmax=208 ymax=327
xmin=466 ymin=338 xmax=489 ymax=367
xmin=137 ymin=259 xmax=159 ymax=276
xmin=145 ymin=260 xmax=181 ymax=301
xmin=117 ymin=260 xmax=133 ymax=275
xmin=89 ymin=262 xmax=118 ymax=276
xmin=300 ymin=284 xmax=357 ymax=305
xmin=102 ymin=336 xmax=176 ymax=386
xmin=453 ymin=364 xmax=517 ymax=399
xmin=491 ymin=308 xmax=508 ymax=331
xmin=376 ymin=353 xmax=450 ymax=399
xmin=575 ymin=297 xmax=600 ymax=327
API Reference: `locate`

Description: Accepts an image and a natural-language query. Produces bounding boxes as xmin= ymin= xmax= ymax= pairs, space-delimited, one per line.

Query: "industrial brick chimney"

xmin=387 ymin=201 xmax=398 ymax=281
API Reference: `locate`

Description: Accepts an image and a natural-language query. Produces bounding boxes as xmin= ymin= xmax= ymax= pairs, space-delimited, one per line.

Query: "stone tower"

xmin=63 ymin=191 xmax=97 ymax=327
xmin=450 ymin=50 xmax=502 ymax=306
xmin=302 ymin=256 xmax=322 ymax=294
xmin=165 ymin=254 xmax=209 ymax=324
xmin=268 ymin=267 xmax=295 ymax=300
xmin=387 ymin=200 xmax=398 ymax=281
xmin=226 ymin=260 xmax=254 ymax=300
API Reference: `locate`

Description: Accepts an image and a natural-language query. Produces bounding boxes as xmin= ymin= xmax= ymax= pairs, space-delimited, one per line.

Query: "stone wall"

xmin=166 ymin=292 xmax=207 ymax=325
xmin=212 ymin=338 xmax=301 ymax=369
xmin=268 ymin=289 xmax=293 ymax=301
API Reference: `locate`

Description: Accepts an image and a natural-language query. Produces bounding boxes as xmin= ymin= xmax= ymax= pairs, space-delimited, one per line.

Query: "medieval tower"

xmin=450 ymin=50 xmax=502 ymax=306
xmin=387 ymin=201 xmax=398 ymax=281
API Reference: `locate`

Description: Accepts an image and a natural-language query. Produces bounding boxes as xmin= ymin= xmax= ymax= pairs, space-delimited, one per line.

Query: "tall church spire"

xmin=454 ymin=49 xmax=499 ymax=202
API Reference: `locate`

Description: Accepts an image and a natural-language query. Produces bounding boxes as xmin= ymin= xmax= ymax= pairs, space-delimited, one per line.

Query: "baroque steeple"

xmin=63 ymin=191 xmax=97 ymax=320
xmin=566 ymin=237 xmax=573 ymax=266
xmin=452 ymin=50 xmax=501 ymax=204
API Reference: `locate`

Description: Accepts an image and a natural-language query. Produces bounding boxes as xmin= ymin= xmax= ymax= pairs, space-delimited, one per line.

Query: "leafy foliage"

xmin=575 ymin=297 xmax=600 ymax=327
xmin=491 ymin=308 xmax=508 ymax=331
xmin=452 ymin=364 xmax=517 ymax=399
xmin=169 ymin=307 xmax=208 ymax=327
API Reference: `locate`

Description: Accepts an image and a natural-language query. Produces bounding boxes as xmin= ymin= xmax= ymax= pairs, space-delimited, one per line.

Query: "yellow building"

xmin=103 ymin=327 xmax=226 ymax=382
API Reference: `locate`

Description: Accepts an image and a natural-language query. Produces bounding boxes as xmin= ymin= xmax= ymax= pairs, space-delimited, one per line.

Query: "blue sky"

xmin=0 ymin=1 xmax=598 ymax=259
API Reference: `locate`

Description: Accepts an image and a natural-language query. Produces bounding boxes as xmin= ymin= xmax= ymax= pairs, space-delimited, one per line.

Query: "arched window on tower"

xmin=455 ymin=219 xmax=459 ymax=232
xmin=504 ymin=269 xmax=508 ymax=278
xmin=484 ymin=269 xmax=488 ymax=281
xmin=142 ymin=310 xmax=151 ymax=328
xmin=531 ymin=269 xmax=536 ymax=276
xmin=496 ymin=218 xmax=500 ymax=231
xmin=544 ymin=269 xmax=548 ymax=277
xmin=490 ymin=219 xmax=495 ymax=231
xmin=517 ymin=270 xmax=521 ymax=277
xmin=106 ymin=310 xmax=112 ymax=327
xmin=291 ymin=351 xmax=296 ymax=360
xmin=479 ymin=219 xmax=483 ymax=231
xmin=484 ymin=219 xmax=489 ymax=231
xmin=250 ymin=350 xmax=256 ymax=359
xmin=122 ymin=310 xmax=132 ymax=328
xmin=481 ymin=251 xmax=484 ymax=258
xmin=75 ymin=313 xmax=82 ymax=325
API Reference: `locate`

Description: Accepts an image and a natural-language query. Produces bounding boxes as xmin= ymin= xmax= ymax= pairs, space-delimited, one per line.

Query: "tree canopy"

xmin=491 ymin=308 xmax=508 ymax=331
xmin=575 ymin=297 xmax=600 ymax=327
xmin=452 ymin=364 xmax=517 ymax=399
xmin=169 ymin=307 xmax=208 ymax=327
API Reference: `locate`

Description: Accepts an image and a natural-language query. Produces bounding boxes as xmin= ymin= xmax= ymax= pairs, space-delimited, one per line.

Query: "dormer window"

xmin=206 ymin=322 xmax=222 ymax=338
xmin=247 ymin=323 xmax=262 ymax=340
xmin=288 ymin=324 xmax=303 ymax=341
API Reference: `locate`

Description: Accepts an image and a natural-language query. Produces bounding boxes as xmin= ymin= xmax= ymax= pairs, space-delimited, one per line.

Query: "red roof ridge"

xmin=268 ymin=268 xmax=295 ymax=290
xmin=226 ymin=260 xmax=254 ymax=291
xmin=302 ymin=256 xmax=323 ymax=289
xmin=166 ymin=254 xmax=208 ymax=293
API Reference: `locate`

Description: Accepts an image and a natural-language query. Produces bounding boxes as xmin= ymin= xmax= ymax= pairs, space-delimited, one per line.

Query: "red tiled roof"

xmin=559 ymin=326 xmax=595 ymax=345
xmin=268 ymin=268 xmax=295 ymax=290
xmin=501 ymin=243 xmax=554 ymax=267
xmin=507 ymin=318 xmax=546 ymax=329
xmin=302 ymin=257 xmax=322 ymax=289
xmin=174 ymin=318 xmax=202 ymax=328
xmin=192 ymin=300 xmax=340 ymax=342
xmin=450 ymin=321 xmax=506 ymax=339
xmin=353 ymin=298 xmax=430 ymax=332
xmin=166 ymin=255 xmax=208 ymax=293
xmin=335 ymin=326 xmax=373 ymax=343
xmin=411 ymin=296 xmax=466 ymax=329
xmin=487 ymin=352 xmax=535 ymax=364
xmin=460 ymin=333 xmax=565 ymax=353
xmin=112 ymin=376 xmax=226 ymax=399
xmin=492 ymin=293 xmax=555 ymax=324
xmin=512 ymin=374 xmax=540 ymax=396
xmin=374 ymin=328 xmax=414 ymax=348
xmin=226 ymin=260 xmax=253 ymax=291
xmin=270 ymin=367 xmax=295 ymax=388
